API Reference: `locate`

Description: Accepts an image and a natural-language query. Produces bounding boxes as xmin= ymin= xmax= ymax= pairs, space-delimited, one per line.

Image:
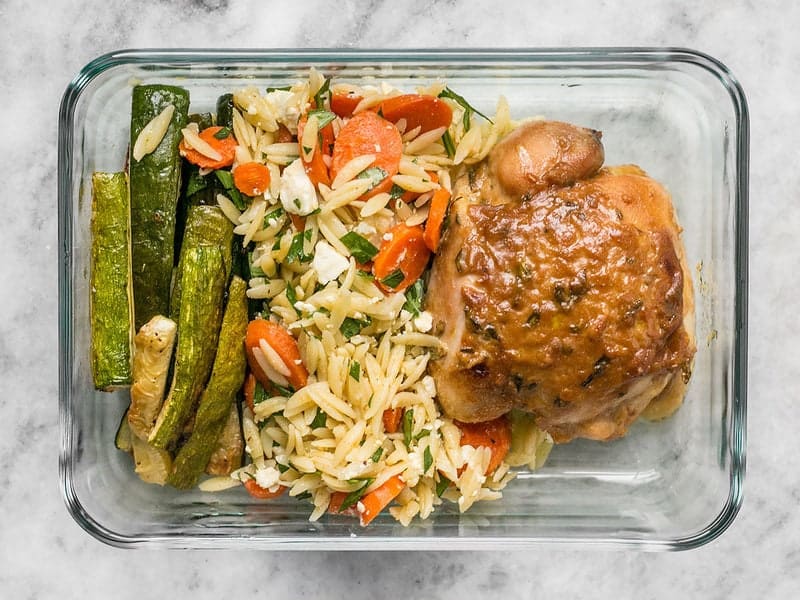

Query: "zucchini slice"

xmin=114 ymin=409 xmax=133 ymax=453
xmin=90 ymin=171 xmax=133 ymax=390
xmin=168 ymin=276 xmax=248 ymax=489
xmin=131 ymin=434 xmax=172 ymax=485
xmin=129 ymin=84 xmax=190 ymax=329
xmin=148 ymin=245 xmax=228 ymax=449
xmin=127 ymin=315 xmax=178 ymax=440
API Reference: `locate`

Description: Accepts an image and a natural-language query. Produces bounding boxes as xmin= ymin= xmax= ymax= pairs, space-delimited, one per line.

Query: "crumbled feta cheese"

xmin=354 ymin=221 xmax=377 ymax=236
xmin=413 ymin=311 xmax=433 ymax=332
xmin=293 ymin=300 xmax=316 ymax=314
xmin=382 ymin=232 xmax=393 ymax=242
xmin=340 ymin=461 xmax=369 ymax=480
xmin=254 ymin=466 xmax=281 ymax=490
xmin=279 ymin=158 xmax=318 ymax=215
xmin=312 ymin=241 xmax=349 ymax=284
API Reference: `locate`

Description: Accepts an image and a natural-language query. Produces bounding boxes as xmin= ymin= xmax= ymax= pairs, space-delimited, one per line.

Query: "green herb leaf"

xmin=314 ymin=77 xmax=331 ymax=109
xmin=276 ymin=462 xmax=290 ymax=473
xmin=286 ymin=230 xmax=313 ymax=263
xmin=403 ymin=409 xmax=414 ymax=448
xmin=441 ymin=129 xmax=456 ymax=158
xmin=349 ymin=360 xmax=361 ymax=382
xmin=423 ymin=445 xmax=433 ymax=474
xmin=308 ymin=109 xmax=337 ymax=129
xmin=273 ymin=384 xmax=295 ymax=397
xmin=413 ymin=428 xmax=431 ymax=441
xmin=295 ymin=491 xmax=312 ymax=501
xmin=248 ymin=251 xmax=266 ymax=277
xmin=340 ymin=231 xmax=379 ymax=264
xmin=185 ymin=168 xmax=208 ymax=198
xmin=215 ymin=170 xmax=246 ymax=210
xmin=285 ymin=284 xmax=301 ymax=316
xmin=311 ymin=409 xmax=327 ymax=429
xmin=380 ymin=268 xmax=405 ymax=289
xmin=356 ymin=166 xmax=388 ymax=192
xmin=266 ymin=85 xmax=291 ymax=93
xmin=371 ymin=446 xmax=384 ymax=463
xmin=339 ymin=478 xmax=373 ymax=512
xmin=389 ymin=183 xmax=406 ymax=200
xmin=436 ymin=475 xmax=451 ymax=497
xmin=438 ymin=87 xmax=493 ymax=127
xmin=263 ymin=206 xmax=285 ymax=227
xmin=213 ymin=126 xmax=232 ymax=139
xmin=253 ymin=380 xmax=269 ymax=405
xmin=402 ymin=279 xmax=425 ymax=317
xmin=340 ymin=316 xmax=372 ymax=339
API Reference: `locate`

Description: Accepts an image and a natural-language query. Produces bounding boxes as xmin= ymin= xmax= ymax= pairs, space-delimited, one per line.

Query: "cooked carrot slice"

xmin=243 ymin=479 xmax=287 ymax=500
xmin=455 ymin=415 xmax=511 ymax=475
xmin=382 ymin=408 xmax=404 ymax=434
xmin=423 ymin=187 xmax=451 ymax=252
xmin=379 ymin=94 xmax=453 ymax=134
xmin=233 ymin=162 xmax=271 ymax=196
xmin=331 ymin=111 xmax=402 ymax=199
xmin=330 ymin=90 xmax=363 ymax=118
xmin=245 ymin=319 xmax=308 ymax=391
xmin=179 ymin=125 xmax=237 ymax=169
xmin=297 ymin=114 xmax=333 ymax=187
xmin=372 ymin=223 xmax=431 ymax=293
xmin=357 ymin=475 xmax=406 ymax=526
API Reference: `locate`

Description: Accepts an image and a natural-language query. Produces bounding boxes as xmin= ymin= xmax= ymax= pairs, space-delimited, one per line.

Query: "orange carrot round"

xmin=372 ymin=223 xmax=431 ymax=292
xmin=243 ymin=479 xmax=287 ymax=500
xmin=379 ymin=94 xmax=453 ymax=134
xmin=455 ymin=415 xmax=511 ymax=475
xmin=423 ymin=187 xmax=451 ymax=252
xmin=331 ymin=111 xmax=402 ymax=199
xmin=330 ymin=90 xmax=363 ymax=118
xmin=245 ymin=319 xmax=308 ymax=391
xmin=179 ymin=125 xmax=237 ymax=169
xmin=233 ymin=162 xmax=271 ymax=196
xmin=357 ymin=475 xmax=406 ymax=526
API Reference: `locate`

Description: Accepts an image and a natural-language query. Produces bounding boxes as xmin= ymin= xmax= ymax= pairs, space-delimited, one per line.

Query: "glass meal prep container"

xmin=58 ymin=48 xmax=748 ymax=550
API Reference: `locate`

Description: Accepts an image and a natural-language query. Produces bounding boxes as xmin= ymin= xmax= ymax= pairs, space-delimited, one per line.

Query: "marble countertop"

xmin=1 ymin=0 xmax=796 ymax=597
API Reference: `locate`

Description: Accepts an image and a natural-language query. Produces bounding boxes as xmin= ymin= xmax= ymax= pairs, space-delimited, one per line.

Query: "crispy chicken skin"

xmin=427 ymin=120 xmax=695 ymax=443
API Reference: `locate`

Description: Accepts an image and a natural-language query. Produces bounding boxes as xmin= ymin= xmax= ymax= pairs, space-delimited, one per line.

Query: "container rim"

xmin=58 ymin=47 xmax=748 ymax=551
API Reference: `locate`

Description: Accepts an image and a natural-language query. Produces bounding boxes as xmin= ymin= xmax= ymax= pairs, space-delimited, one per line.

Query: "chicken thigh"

xmin=427 ymin=120 xmax=695 ymax=443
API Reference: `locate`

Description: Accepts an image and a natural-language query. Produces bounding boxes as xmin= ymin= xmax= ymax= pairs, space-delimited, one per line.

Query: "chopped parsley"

xmin=340 ymin=231 xmax=379 ymax=264
xmin=349 ymin=360 xmax=361 ymax=382
xmin=214 ymin=169 xmax=246 ymax=210
xmin=402 ymin=279 xmax=425 ymax=317
xmin=438 ymin=86 xmax=493 ymax=132
xmin=340 ymin=315 xmax=372 ymax=339
xmin=371 ymin=447 xmax=384 ymax=463
xmin=185 ymin=168 xmax=208 ymax=198
xmin=423 ymin=445 xmax=433 ymax=474
xmin=314 ymin=77 xmax=331 ymax=109
xmin=213 ymin=126 xmax=232 ymax=139
xmin=339 ymin=478 xmax=374 ymax=512
xmin=252 ymin=380 xmax=270 ymax=405
xmin=311 ymin=408 xmax=327 ymax=429
xmin=403 ymin=409 xmax=414 ymax=448
xmin=308 ymin=109 xmax=337 ymax=129
xmin=441 ymin=129 xmax=456 ymax=159
xmin=436 ymin=475 xmax=451 ymax=497
xmin=286 ymin=229 xmax=313 ymax=263
xmin=380 ymin=268 xmax=405 ymax=289
xmin=285 ymin=284 xmax=301 ymax=316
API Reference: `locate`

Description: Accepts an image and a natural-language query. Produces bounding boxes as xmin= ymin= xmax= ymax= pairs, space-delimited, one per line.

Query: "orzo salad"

xmin=94 ymin=69 xmax=552 ymax=527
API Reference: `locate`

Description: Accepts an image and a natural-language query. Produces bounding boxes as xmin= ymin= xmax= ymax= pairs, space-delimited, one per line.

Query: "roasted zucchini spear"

xmin=90 ymin=171 xmax=133 ymax=390
xmin=170 ymin=205 xmax=233 ymax=322
xmin=148 ymin=231 xmax=230 ymax=450
xmin=168 ymin=276 xmax=248 ymax=489
xmin=129 ymin=84 xmax=190 ymax=329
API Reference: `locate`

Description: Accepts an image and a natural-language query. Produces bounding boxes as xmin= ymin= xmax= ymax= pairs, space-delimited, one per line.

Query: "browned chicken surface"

xmin=427 ymin=120 xmax=695 ymax=443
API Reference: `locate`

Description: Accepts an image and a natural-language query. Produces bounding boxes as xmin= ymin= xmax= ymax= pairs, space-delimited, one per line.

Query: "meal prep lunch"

xmin=91 ymin=69 xmax=696 ymax=526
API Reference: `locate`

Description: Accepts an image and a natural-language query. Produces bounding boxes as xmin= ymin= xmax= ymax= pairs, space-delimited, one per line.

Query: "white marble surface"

xmin=1 ymin=0 xmax=796 ymax=597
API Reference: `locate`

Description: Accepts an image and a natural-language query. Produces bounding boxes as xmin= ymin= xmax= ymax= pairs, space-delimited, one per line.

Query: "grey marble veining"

xmin=1 ymin=0 xmax=797 ymax=597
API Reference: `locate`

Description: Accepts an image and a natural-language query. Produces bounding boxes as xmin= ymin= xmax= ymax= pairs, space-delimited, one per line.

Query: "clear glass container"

xmin=58 ymin=49 xmax=748 ymax=550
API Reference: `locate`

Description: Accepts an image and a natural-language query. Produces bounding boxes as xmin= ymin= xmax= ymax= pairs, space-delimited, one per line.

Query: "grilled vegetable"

xmin=131 ymin=434 xmax=172 ymax=485
xmin=148 ymin=245 xmax=228 ymax=449
xmin=205 ymin=403 xmax=243 ymax=476
xmin=170 ymin=205 xmax=233 ymax=322
xmin=114 ymin=409 xmax=133 ymax=453
xmin=129 ymin=84 xmax=190 ymax=329
xmin=168 ymin=276 xmax=248 ymax=488
xmin=90 ymin=171 xmax=133 ymax=390
xmin=215 ymin=93 xmax=235 ymax=128
xmin=127 ymin=315 xmax=177 ymax=440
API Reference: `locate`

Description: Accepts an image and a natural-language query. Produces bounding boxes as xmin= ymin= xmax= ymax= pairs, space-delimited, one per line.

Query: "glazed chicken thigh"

xmin=427 ymin=120 xmax=695 ymax=443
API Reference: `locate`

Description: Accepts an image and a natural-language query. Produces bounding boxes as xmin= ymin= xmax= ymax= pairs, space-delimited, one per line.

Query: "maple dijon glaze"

xmin=427 ymin=120 xmax=695 ymax=443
